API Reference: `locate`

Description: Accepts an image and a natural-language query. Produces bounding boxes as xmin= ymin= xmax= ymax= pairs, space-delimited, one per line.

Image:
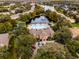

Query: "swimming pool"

xmin=30 ymin=24 xmax=49 ymax=29
xmin=31 ymin=16 xmax=49 ymax=24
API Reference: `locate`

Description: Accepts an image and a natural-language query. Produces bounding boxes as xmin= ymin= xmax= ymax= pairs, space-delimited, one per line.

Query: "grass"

xmin=72 ymin=23 xmax=79 ymax=27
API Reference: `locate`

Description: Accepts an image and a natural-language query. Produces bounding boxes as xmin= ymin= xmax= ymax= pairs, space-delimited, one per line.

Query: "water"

xmin=29 ymin=16 xmax=50 ymax=29
xmin=31 ymin=24 xmax=49 ymax=29
xmin=31 ymin=16 xmax=49 ymax=24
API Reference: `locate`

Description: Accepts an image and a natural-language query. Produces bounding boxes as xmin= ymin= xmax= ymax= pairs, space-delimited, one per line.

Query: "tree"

xmin=15 ymin=34 xmax=37 ymax=59
xmin=0 ymin=47 xmax=10 ymax=59
xmin=8 ymin=33 xmax=18 ymax=59
xmin=0 ymin=23 xmax=5 ymax=33
xmin=45 ymin=10 xmax=60 ymax=22
xmin=34 ymin=42 xmax=73 ymax=59
xmin=66 ymin=39 xmax=79 ymax=58
xmin=0 ymin=15 xmax=10 ymax=23
xmin=53 ymin=28 xmax=72 ymax=44
xmin=0 ymin=22 xmax=13 ymax=34
xmin=0 ymin=7 xmax=9 ymax=12
xmin=23 ymin=3 xmax=32 ymax=11
xmin=13 ymin=23 xmax=29 ymax=36
xmin=4 ymin=22 xmax=13 ymax=32
xmin=34 ymin=5 xmax=44 ymax=15
xmin=52 ymin=17 xmax=72 ymax=31
xmin=8 ymin=19 xmax=17 ymax=27
xmin=74 ymin=35 xmax=79 ymax=41
xmin=18 ymin=14 xmax=31 ymax=23
xmin=8 ymin=21 xmax=37 ymax=59
xmin=9 ymin=32 xmax=37 ymax=59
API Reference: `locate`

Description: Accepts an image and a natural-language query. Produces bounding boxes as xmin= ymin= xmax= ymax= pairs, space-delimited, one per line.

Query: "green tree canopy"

xmin=18 ymin=14 xmax=31 ymax=23
xmin=0 ymin=47 xmax=10 ymax=59
xmin=34 ymin=42 xmax=73 ymax=59
xmin=66 ymin=37 xmax=79 ymax=58
xmin=9 ymin=32 xmax=37 ymax=59
xmin=0 ymin=15 xmax=10 ymax=23
xmin=0 ymin=22 xmax=13 ymax=34
xmin=52 ymin=17 xmax=72 ymax=31
xmin=34 ymin=5 xmax=44 ymax=15
xmin=53 ymin=28 xmax=72 ymax=44
xmin=45 ymin=10 xmax=60 ymax=22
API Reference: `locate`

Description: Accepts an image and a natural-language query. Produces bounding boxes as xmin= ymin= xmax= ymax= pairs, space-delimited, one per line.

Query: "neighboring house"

xmin=10 ymin=10 xmax=16 ymax=14
xmin=69 ymin=28 xmax=79 ymax=38
xmin=9 ymin=3 xmax=15 ymax=6
xmin=61 ymin=5 xmax=69 ymax=11
xmin=28 ymin=16 xmax=54 ymax=41
xmin=40 ymin=5 xmax=55 ymax=12
xmin=10 ymin=14 xmax=20 ymax=19
xmin=0 ymin=33 xmax=9 ymax=47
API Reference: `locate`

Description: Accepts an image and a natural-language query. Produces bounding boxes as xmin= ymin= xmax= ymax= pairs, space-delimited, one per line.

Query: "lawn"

xmin=72 ymin=23 xmax=79 ymax=27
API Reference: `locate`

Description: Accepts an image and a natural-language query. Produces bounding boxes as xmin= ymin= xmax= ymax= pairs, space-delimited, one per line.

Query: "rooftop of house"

xmin=0 ymin=33 xmax=9 ymax=47
xmin=29 ymin=27 xmax=54 ymax=41
xmin=10 ymin=14 xmax=20 ymax=19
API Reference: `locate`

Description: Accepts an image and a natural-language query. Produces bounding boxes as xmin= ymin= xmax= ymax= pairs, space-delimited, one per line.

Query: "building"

xmin=28 ymin=16 xmax=54 ymax=41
